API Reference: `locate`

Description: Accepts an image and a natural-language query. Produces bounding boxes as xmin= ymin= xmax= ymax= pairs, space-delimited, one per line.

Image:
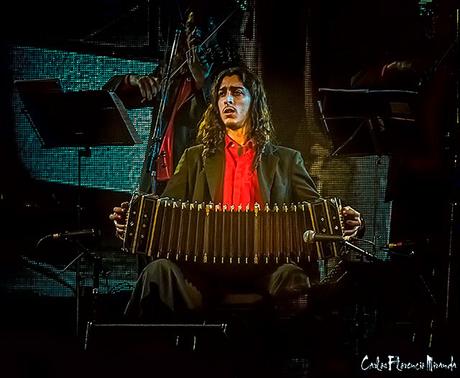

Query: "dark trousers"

xmin=125 ymin=259 xmax=313 ymax=321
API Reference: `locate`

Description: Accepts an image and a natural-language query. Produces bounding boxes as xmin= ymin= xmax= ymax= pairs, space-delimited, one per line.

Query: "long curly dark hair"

xmin=196 ymin=67 xmax=275 ymax=169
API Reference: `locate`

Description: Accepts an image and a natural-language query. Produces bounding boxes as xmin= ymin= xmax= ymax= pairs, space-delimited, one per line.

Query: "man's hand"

xmin=109 ymin=202 xmax=129 ymax=240
xmin=186 ymin=45 xmax=211 ymax=89
xmin=342 ymin=206 xmax=363 ymax=239
xmin=128 ymin=74 xmax=160 ymax=102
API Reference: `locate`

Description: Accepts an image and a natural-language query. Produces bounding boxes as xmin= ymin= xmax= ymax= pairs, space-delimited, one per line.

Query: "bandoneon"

xmin=123 ymin=195 xmax=344 ymax=263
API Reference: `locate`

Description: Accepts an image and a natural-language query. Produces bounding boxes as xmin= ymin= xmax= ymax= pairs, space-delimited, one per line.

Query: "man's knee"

xmin=141 ymin=258 xmax=181 ymax=279
xmin=269 ymin=263 xmax=311 ymax=297
xmin=144 ymin=258 xmax=174 ymax=268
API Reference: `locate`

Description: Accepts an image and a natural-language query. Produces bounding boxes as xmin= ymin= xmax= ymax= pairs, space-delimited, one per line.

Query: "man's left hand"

xmin=342 ymin=206 xmax=363 ymax=239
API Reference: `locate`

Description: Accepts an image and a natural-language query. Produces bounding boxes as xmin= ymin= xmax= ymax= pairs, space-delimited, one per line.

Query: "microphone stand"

xmin=59 ymin=239 xmax=106 ymax=338
xmin=144 ymin=27 xmax=182 ymax=194
xmin=77 ymin=147 xmax=91 ymax=227
xmin=343 ymin=240 xmax=379 ymax=262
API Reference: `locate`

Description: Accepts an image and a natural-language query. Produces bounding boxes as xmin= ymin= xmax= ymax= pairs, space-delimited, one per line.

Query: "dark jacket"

xmin=162 ymin=142 xmax=320 ymax=205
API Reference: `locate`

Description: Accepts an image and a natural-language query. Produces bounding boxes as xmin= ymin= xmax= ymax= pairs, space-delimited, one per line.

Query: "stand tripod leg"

xmin=75 ymin=258 xmax=81 ymax=337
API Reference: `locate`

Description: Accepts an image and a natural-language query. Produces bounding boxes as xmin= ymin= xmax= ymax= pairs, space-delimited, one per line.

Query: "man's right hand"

xmin=127 ymin=74 xmax=160 ymax=102
xmin=109 ymin=202 xmax=129 ymax=240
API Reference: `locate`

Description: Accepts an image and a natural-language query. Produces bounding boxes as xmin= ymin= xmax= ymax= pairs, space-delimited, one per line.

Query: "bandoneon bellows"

xmin=123 ymin=195 xmax=344 ymax=263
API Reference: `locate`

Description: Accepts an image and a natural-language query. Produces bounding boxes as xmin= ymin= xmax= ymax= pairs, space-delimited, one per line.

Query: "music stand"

xmin=317 ymin=88 xmax=420 ymax=262
xmin=15 ymin=78 xmax=142 ymax=336
xmin=14 ymin=78 xmax=142 ymax=147
xmin=317 ymin=88 xmax=419 ymax=157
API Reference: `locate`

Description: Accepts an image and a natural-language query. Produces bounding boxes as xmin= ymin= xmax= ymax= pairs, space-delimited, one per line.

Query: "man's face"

xmin=185 ymin=11 xmax=203 ymax=48
xmin=218 ymin=75 xmax=252 ymax=131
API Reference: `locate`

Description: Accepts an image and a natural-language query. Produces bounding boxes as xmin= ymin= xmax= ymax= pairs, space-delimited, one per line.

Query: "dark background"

xmin=1 ymin=1 xmax=459 ymax=376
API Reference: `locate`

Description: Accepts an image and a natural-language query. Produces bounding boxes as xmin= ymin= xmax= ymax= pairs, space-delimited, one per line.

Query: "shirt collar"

xmin=225 ymin=134 xmax=255 ymax=151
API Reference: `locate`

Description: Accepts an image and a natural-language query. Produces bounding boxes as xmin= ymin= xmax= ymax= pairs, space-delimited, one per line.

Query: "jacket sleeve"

xmin=291 ymin=151 xmax=321 ymax=202
xmin=291 ymin=151 xmax=366 ymax=237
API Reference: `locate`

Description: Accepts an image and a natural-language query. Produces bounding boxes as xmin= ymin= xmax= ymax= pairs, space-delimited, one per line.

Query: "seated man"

xmin=110 ymin=67 xmax=363 ymax=321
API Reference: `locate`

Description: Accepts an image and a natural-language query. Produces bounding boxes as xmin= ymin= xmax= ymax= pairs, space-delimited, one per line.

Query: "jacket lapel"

xmin=204 ymin=147 xmax=224 ymax=203
xmin=258 ymin=144 xmax=278 ymax=204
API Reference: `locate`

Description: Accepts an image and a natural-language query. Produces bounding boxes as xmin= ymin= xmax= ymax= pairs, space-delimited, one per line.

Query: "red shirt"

xmin=222 ymin=134 xmax=262 ymax=209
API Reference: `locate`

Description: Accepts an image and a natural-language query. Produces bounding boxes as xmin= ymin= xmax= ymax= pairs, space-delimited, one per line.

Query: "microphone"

xmin=303 ymin=230 xmax=347 ymax=244
xmin=386 ymin=240 xmax=416 ymax=249
xmin=50 ymin=229 xmax=98 ymax=240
